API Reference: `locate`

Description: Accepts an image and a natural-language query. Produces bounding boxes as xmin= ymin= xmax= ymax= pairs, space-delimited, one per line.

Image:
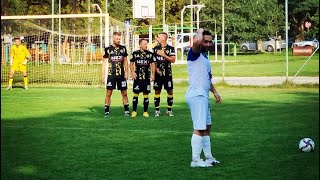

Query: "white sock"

xmin=191 ymin=134 xmax=203 ymax=161
xmin=202 ymin=135 xmax=214 ymax=159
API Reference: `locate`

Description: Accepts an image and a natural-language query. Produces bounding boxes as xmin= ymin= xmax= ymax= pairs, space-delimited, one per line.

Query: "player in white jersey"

xmin=186 ymin=28 xmax=222 ymax=168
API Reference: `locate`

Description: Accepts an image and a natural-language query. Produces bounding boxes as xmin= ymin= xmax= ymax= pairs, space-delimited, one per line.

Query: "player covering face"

xmin=186 ymin=28 xmax=222 ymax=168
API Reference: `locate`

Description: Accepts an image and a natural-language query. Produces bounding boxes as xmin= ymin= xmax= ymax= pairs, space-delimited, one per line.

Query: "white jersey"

xmin=185 ymin=48 xmax=212 ymax=98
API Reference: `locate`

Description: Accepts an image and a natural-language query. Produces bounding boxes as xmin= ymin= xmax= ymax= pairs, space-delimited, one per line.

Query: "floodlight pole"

xmin=58 ymin=0 xmax=61 ymax=56
xmin=92 ymin=4 xmax=103 ymax=53
xmin=105 ymin=0 xmax=109 ymax=47
xmin=222 ymin=0 xmax=225 ymax=81
xmin=162 ymin=0 xmax=165 ymax=31
xmin=285 ymin=0 xmax=289 ymax=82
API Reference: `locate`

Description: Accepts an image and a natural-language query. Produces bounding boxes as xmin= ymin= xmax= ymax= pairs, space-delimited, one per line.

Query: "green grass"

xmin=1 ymin=86 xmax=319 ymax=180
xmin=173 ymin=52 xmax=319 ymax=78
xmin=1 ymin=52 xmax=318 ymax=87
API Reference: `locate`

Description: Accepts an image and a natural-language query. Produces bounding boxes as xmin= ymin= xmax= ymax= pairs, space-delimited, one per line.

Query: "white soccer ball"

xmin=299 ymin=138 xmax=315 ymax=152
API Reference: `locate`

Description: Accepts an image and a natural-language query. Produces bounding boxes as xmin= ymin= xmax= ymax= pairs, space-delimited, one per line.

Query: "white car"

xmin=292 ymin=38 xmax=319 ymax=49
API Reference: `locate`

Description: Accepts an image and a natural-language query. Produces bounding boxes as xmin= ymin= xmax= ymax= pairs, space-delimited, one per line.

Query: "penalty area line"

xmin=4 ymin=125 xmax=192 ymax=134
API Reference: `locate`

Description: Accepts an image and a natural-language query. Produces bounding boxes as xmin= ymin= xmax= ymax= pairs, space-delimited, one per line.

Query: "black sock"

xmin=124 ymin=104 xmax=129 ymax=112
xmin=143 ymin=97 xmax=149 ymax=112
xmin=105 ymin=105 xmax=110 ymax=114
xmin=132 ymin=96 xmax=138 ymax=112
xmin=167 ymin=95 xmax=173 ymax=111
xmin=154 ymin=94 xmax=160 ymax=111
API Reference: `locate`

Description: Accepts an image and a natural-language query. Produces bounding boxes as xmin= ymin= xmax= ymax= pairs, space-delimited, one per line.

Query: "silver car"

xmin=240 ymin=38 xmax=286 ymax=52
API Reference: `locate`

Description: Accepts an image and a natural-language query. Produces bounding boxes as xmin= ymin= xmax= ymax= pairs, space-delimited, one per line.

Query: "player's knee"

xmin=121 ymin=90 xmax=128 ymax=97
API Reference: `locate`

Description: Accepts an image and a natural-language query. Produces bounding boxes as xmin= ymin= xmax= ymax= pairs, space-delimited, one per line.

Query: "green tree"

xmin=278 ymin=0 xmax=319 ymax=39
xmin=199 ymin=0 xmax=285 ymax=43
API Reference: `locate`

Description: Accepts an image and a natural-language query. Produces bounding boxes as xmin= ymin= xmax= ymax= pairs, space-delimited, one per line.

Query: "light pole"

xmin=105 ymin=0 xmax=109 ymax=47
xmin=162 ymin=0 xmax=165 ymax=31
xmin=222 ymin=0 xmax=225 ymax=81
xmin=58 ymin=0 xmax=61 ymax=56
xmin=92 ymin=4 xmax=103 ymax=53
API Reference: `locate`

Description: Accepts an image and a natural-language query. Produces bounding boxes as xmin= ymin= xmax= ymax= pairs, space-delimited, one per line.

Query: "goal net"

xmin=1 ymin=14 xmax=134 ymax=88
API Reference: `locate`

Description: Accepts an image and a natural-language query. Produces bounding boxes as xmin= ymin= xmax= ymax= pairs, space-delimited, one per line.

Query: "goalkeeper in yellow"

xmin=7 ymin=36 xmax=31 ymax=90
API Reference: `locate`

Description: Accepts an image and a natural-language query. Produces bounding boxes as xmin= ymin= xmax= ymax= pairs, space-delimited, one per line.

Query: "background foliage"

xmin=1 ymin=0 xmax=319 ymax=43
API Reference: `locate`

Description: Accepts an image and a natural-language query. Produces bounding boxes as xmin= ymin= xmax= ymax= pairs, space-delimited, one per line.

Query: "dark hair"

xmin=139 ymin=38 xmax=148 ymax=44
xmin=113 ymin=32 xmax=121 ymax=36
xmin=13 ymin=36 xmax=20 ymax=40
xmin=202 ymin=30 xmax=212 ymax=37
xmin=158 ymin=32 xmax=168 ymax=37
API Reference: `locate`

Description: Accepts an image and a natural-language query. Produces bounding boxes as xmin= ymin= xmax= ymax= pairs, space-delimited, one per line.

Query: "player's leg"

xmin=131 ymin=80 xmax=140 ymax=117
xmin=7 ymin=70 xmax=15 ymax=90
xmin=202 ymin=103 xmax=220 ymax=165
xmin=187 ymin=96 xmax=210 ymax=167
xmin=104 ymin=89 xmax=113 ymax=117
xmin=22 ymin=70 xmax=28 ymax=90
xmin=153 ymin=76 xmax=162 ymax=117
xmin=104 ymin=76 xmax=116 ymax=117
xmin=118 ymin=77 xmax=130 ymax=116
xmin=142 ymin=80 xmax=151 ymax=117
xmin=164 ymin=77 xmax=174 ymax=116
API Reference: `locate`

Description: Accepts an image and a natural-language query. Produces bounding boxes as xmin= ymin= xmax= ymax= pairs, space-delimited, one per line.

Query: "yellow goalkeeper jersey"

xmin=10 ymin=45 xmax=30 ymax=63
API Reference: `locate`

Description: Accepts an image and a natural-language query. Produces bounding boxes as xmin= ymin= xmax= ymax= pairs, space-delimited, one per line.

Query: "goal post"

xmin=1 ymin=13 xmax=133 ymax=88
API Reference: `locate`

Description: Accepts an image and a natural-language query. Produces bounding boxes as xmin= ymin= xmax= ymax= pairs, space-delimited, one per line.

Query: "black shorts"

xmin=106 ymin=76 xmax=127 ymax=90
xmin=132 ymin=79 xmax=151 ymax=94
xmin=153 ymin=75 xmax=173 ymax=91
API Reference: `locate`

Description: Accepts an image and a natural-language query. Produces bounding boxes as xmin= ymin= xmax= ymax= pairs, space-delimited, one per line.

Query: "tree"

xmin=278 ymin=0 xmax=319 ymax=39
xmin=199 ymin=0 xmax=285 ymax=43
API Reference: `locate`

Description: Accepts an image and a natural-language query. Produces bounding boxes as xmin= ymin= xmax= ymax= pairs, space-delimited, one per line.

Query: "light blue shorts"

xmin=186 ymin=96 xmax=212 ymax=130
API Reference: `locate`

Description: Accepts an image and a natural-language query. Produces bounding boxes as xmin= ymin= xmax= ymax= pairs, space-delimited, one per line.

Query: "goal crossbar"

xmin=1 ymin=13 xmax=107 ymax=20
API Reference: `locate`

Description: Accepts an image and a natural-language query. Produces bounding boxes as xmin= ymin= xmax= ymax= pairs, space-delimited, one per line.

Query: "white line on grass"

xmin=1 ymin=96 xmax=91 ymax=100
xmin=4 ymin=125 xmax=293 ymax=137
xmin=4 ymin=125 xmax=192 ymax=134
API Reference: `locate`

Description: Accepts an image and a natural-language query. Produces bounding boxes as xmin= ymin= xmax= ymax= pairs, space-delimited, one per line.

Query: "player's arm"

xmin=192 ymin=28 xmax=204 ymax=54
xmin=23 ymin=46 xmax=31 ymax=64
xmin=210 ymin=83 xmax=222 ymax=103
xmin=150 ymin=62 xmax=156 ymax=81
xmin=156 ymin=50 xmax=175 ymax=63
xmin=9 ymin=47 xmax=14 ymax=66
xmin=124 ymin=56 xmax=129 ymax=80
xmin=130 ymin=61 xmax=137 ymax=79
xmin=102 ymin=48 xmax=109 ymax=83
xmin=101 ymin=57 xmax=108 ymax=83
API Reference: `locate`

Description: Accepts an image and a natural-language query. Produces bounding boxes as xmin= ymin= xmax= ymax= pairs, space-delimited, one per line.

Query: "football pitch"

xmin=1 ymin=85 xmax=319 ymax=180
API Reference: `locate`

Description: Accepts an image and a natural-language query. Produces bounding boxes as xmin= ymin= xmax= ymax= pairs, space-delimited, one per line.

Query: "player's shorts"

xmin=153 ymin=75 xmax=173 ymax=91
xmin=106 ymin=75 xmax=127 ymax=90
xmin=186 ymin=95 xmax=212 ymax=130
xmin=11 ymin=63 xmax=27 ymax=72
xmin=133 ymin=79 xmax=151 ymax=94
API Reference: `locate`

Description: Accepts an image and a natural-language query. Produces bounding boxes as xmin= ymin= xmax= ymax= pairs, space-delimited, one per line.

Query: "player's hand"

xmin=150 ymin=75 xmax=155 ymax=81
xmin=10 ymin=62 xmax=13 ymax=66
xmin=23 ymin=60 xmax=28 ymax=65
xmin=125 ymin=73 xmax=129 ymax=80
xmin=131 ymin=72 xmax=137 ymax=80
xmin=197 ymin=28 xmax=204 ymax=34
xmin=213 ymin=92 xmax=222 ymax=103
xmin=156 ymin=68 xmax=162 ymax=76
xmin=156 ymin=50 xmax=166 ymax=57
xmin=101 ymin=75 xmax=105 ymax=83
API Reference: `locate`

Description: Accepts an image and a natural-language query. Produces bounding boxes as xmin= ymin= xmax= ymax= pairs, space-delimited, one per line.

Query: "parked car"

xmin=240 ymin=38 xmax=286 ymax=52
xmin=292 ymin=38 xmax=319 ymax=50
xmin=175 ymin=33 xmax=196 ymax=51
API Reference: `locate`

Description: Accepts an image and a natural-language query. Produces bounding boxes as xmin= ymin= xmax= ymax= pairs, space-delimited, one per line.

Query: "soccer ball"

xmin=299 ymin=138 xmax=315 ymax=152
